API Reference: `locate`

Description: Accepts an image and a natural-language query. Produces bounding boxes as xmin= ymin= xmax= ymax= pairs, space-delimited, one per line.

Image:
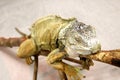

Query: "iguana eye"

xmin=74 ymin=22 xmax=85 ymax=31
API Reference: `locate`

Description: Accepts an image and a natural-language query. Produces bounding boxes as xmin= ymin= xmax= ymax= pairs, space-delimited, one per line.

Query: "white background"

xmin=0 ymin=0 xmax=120 ymax=80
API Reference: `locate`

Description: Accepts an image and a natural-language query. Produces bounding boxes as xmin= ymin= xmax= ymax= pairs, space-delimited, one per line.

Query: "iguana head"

xmin=59 ymin=21 xmax=101 ymax=58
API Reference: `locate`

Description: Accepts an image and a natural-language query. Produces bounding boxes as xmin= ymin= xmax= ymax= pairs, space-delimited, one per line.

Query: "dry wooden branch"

xmin=0 ymin=37 xmax=120 ymax=80
xmin=0 ymin=37 xmax=26 ymax=47
xmin=39 ymin=50 xmax=120 ymax=67
xmin=33 ymin=55 xmax=38 ymax=80
xmin=0 ymin=37 xmax=120 ymax=67
xmin=90 ymin=50 xmax=120 ymax=67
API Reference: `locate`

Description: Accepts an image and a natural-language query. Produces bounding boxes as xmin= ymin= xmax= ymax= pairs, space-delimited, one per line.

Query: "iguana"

xmin=17 ymin=15 xmax=101 ymax=80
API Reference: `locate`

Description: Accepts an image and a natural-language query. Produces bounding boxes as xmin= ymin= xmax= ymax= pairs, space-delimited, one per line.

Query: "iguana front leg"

xmin=47 ymin=48 xmax=83 ymax=80
xmin=17 ymin=39 xmax=37 ymax=65
xmin=79 ymin=55 xmax=94 ymax=70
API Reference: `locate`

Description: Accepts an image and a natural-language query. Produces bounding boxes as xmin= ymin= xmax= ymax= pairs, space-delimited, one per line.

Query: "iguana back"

xmin=31 ymin=15 xmax=76 ymax=51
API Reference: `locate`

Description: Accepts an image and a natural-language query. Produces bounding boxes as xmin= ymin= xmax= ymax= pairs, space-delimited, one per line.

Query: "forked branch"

xmin=0 ymin=37 xmax=120 ymax=67
xmin=0 ymin=37 xmax=120 ymax=80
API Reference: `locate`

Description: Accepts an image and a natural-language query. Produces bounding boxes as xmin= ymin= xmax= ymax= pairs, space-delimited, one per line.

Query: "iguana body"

xmin=17 ymin=15 xmax=101 ymax=80
xmin=31 ymin=16 xmax=75 ymax=51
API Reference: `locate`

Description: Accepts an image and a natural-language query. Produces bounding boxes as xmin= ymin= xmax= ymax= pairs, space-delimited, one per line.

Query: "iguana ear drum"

xmin=17 ymin=39 xmax=36 ymax=58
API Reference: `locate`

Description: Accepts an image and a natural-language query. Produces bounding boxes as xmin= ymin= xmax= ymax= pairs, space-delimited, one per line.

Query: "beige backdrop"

xmin=0 ymin=0 xmax=120 ymax=80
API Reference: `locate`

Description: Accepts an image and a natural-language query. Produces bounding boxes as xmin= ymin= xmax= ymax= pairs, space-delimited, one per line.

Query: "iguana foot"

xmin=25 ymin=57 xmax=34 ymax=65
xmin=79 ymin=55 xmax=94 ymax=70
xmin=63 ymin=63 xmax=84 ymax=80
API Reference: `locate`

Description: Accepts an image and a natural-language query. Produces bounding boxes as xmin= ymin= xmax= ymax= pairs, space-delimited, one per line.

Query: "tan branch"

xmin=33 ymin=55 xmax=38 ymax=80
xmin=0 ymin=37 xmax=26 ymax=47
xmin=0 ymin=37 xmax=120 ymax=67
xmin=90 ymin=50 xmax=120 ymax=67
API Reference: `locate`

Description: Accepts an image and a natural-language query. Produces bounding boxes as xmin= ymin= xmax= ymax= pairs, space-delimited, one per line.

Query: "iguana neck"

xmin=58 ymin=20 xmax=77 ymax=49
